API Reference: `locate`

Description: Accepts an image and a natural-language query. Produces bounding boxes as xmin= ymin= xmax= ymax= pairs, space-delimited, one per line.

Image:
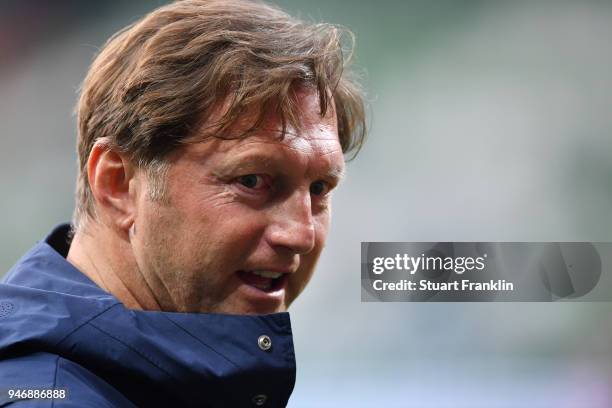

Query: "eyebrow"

xmin=214 ymin=153 xmax=346 ymax=183
xmin=326 ymin=165 xmax=346 ymax=184
xmin=213 ymin=155 xmax=274 ymax=178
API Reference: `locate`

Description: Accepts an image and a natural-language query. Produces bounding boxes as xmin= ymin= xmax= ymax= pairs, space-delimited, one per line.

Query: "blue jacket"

xmin=0 ymin=224 xmax=296 ymax=407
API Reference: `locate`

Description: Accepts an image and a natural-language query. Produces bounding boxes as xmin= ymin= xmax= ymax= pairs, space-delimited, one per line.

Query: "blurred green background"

xmin=2 ymin=1 xmax=612 ymax=406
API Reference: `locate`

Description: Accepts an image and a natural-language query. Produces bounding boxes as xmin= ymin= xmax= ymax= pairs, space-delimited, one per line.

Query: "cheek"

xmin=313 ymin=209 xmax=331 ymax=249
xmin=135 ymin=203 xmax=185 ymax=269
xmin=152 ymin=197 xmax=266 ymax=270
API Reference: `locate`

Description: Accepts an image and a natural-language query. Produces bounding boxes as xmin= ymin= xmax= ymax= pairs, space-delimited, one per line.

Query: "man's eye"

xmin=237 ymin=174 xmax=265 ymax=189
xmin=310 ymin=180 xmax=329 ymax=196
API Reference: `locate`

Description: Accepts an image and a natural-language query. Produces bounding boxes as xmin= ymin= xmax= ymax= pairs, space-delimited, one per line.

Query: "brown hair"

xmin=74 ymin=0 xmax=366 ymax=229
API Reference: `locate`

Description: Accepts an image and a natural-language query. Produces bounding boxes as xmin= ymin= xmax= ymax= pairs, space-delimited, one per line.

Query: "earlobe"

xmin=87 ymin=140 xmax=138 ymax=232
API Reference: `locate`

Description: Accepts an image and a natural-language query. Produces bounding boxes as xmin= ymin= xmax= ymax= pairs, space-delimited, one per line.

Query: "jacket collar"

xmin=0 ymin=224 xmax=296 ymax=407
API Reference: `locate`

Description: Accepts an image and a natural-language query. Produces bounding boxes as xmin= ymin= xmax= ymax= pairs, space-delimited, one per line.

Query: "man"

xmin=0 ymin=0 xmax=365 ymax=407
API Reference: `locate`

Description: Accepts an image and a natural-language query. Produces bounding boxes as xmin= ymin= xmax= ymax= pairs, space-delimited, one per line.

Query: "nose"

xmin=265 ymin=190 xmax=316 ymax=255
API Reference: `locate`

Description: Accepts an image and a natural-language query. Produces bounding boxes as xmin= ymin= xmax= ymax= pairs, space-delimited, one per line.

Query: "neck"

xmin=67 ymin=222 xmax=162 ymax=311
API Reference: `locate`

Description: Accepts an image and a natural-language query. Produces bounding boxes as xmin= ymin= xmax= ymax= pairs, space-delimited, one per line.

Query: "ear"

xmin=87 ymin=140 xmax=139 ymax=232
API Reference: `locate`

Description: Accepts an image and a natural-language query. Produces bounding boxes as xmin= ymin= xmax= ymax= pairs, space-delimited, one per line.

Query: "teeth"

xmin=250 ymin=270 xmax=283 ymax=279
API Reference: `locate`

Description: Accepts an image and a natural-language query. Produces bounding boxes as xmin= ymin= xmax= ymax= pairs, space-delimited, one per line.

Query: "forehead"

xmin=183 ymin=90 xmax=344 ymax=171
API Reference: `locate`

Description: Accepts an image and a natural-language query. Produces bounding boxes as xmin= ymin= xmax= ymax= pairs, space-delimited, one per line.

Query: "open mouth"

xmin=237 ymin=270 xmax=287 ymax=293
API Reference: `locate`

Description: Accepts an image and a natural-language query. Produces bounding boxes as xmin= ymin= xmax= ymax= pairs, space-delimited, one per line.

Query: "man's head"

xmin=72 ymin=0 xmax=365 ymax=314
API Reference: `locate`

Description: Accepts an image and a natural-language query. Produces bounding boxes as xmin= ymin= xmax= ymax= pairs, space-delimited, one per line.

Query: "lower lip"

xmin=236 ymin=270 xmax=288 ymax=310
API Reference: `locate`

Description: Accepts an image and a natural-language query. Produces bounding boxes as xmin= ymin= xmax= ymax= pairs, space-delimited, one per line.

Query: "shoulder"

xmin=0 ymin=352 xmax=135 ymax=408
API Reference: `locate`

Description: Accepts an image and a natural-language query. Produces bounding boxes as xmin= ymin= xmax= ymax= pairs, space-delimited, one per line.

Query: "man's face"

xmin=130 ymin=91 xmax=345 ymax=314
